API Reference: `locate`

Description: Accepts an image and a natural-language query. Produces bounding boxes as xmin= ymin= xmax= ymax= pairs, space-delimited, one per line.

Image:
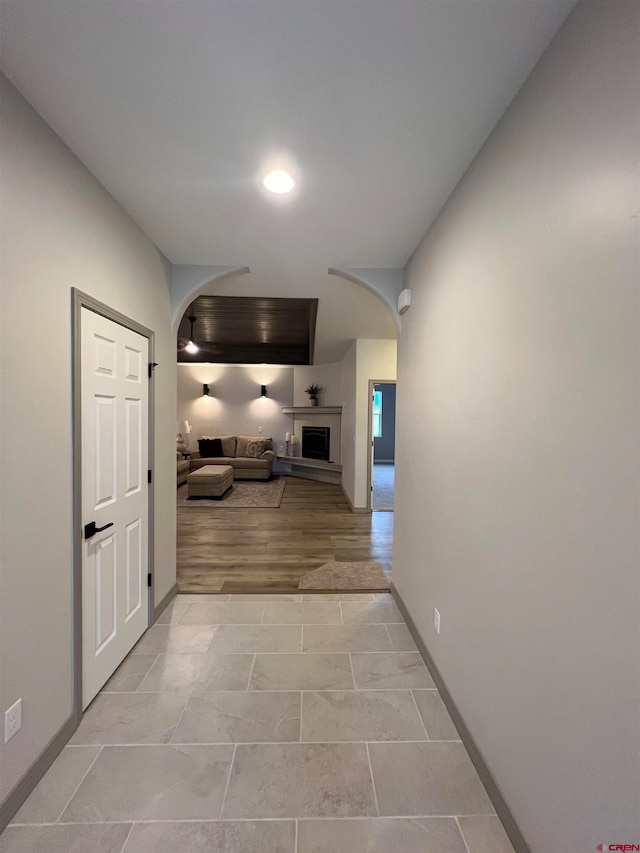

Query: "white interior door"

xmin=81 ymin=308 xmax=149 ymax=708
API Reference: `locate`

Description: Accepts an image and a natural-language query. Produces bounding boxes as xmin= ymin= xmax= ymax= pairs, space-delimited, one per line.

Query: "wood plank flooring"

xmin=177 ymin=476 xmax=393 ymax=594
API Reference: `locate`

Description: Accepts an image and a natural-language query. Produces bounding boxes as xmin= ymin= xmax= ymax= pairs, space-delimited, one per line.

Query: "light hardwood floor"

xmin=177 ymin=476 xmax=393 ymax=594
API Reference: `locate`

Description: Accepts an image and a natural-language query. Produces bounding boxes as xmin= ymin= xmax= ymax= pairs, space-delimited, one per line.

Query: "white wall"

xmin=341 ymin=340 xmax=397 ymax=508
xmin=0 ymin=77 xmax=176 ymax=809
xmin=340 ymin=343 xmax=358 ymax=504
xmin=293 ymin=362 xmax=342 ymax=406
xmin=394 ymin=3 xmax=640 ymax=850
xmin=177 ymin=364 xmax=293 ymax=454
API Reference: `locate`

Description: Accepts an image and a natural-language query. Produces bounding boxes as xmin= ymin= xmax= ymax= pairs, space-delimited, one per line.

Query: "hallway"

xmin=3 ymin=594 xmax=514 ymax=853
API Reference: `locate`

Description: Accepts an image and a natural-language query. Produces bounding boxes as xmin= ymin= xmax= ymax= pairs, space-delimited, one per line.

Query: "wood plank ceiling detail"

xmin=177 ymin=295 xmax=319 ymax=365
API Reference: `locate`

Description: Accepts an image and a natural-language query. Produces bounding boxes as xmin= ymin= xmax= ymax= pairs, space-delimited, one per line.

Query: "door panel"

xmin=95 ymin=533 xmax=117 ymax=652
xmin=95 ymin=395 xmax=117 ymax=508
xmin=125 ymin=519 xmax=142 ymax=620
xmin=125 ymin=398 xmax=142 ymax=495
xmin=81 ymin=308 xmax=149 ymax=708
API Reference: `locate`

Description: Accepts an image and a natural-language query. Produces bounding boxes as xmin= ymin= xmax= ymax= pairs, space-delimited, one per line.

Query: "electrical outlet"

xmin=433 ymin=608 xmax=441 ymax=635
xmin=5 ymin=698 xmax=22 ymax=743
xmin=258 ymin=426 xmax=263 ymax=433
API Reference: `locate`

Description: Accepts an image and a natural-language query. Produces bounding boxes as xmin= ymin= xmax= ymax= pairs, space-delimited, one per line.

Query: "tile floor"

xmin=2 ymin=594 xmax=515 ymax=853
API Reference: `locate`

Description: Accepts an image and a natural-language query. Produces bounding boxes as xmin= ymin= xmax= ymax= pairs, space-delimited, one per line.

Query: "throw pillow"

xmin=198 ymin=437 xmax=224 ymax=457
xmin=244 ymin=438 xmax=266 ymax=458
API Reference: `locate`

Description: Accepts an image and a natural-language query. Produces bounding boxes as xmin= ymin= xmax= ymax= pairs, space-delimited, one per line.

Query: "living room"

xmin=175 ymin=288 xmax=398 ymax=594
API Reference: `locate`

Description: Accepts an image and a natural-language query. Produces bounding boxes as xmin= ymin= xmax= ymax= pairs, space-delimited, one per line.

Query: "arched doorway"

xmin=173 ymin=267 xmax=399 ymax=595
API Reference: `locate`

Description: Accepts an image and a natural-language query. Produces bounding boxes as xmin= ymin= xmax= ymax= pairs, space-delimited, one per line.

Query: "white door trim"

xmin=72 ymin=289 xmax=155 ymax=721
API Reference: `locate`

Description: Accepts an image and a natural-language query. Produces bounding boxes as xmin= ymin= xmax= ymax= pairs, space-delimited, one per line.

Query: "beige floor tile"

xmin=230 ymin=594 xmax=302 ymax=602
xmin=122 ymin=820 xmax=296 ymax=853
xmin=102 ymin=655 xmax=158 ymax=692
xmin=341 ymin=601 xmax=405 ymax=623
xmin=11 ymin=746 xmax=101 ymax=824
xmin=173 ymin=691 xmax=300 ymax=743
xmin=351 ymin=652 xmax=435 ymax=689
xmin=297 ymin=818 xmax=467 ymax=853
xmin=70 ymin=692 xmax=189 ymax=745
xmin=457 ymin=816 xmax=515 ymax=853
xmin=180 ymin=603 xmax=265 ymax=624
xmin=139 ymin=652 xmax=253 ymax=692
xmin=372 ymin=593 xmax=394 ymax=601
xmin=412 ymin=690 xmax=460 ymax=740
xmin=207 ymin=624 xmax=301 ymax=653
xmin=262 ymin=602 xmax=343 ymax=624
xmin=222 ymin=743 xmax=377 ymax=818
xmin=368 ymin=742 xmax=494 ymax=816
xmin=61 ymin=744 xmax=234 ymax=821
xmin=133 ymin=624 xmax=216 ymax=654
xmin=303 ymin=624 xmax=393 ymax=653
xmin=385 ymin=623 xmax=418 ymax=651
xmin=302 ymin=690 xmax=426 ymax=742
xmin=250 ymin=654 xmax=354 ymax=691
xmin=302 ymin=593 xmax=374 ymax=601
xmin=176 ymin=594 xmax=230 ymax=602
xmin=0 ymin=823 xmax=131 ymax=853
xmin=155 ymin=599 xmax=190 ymax=624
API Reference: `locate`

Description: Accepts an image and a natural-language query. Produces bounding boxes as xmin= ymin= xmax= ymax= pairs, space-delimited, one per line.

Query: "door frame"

xmin=366 ymin=379 xmax=397 ymax=513
xmin=71 ymin=288 xmax=155 ymax=722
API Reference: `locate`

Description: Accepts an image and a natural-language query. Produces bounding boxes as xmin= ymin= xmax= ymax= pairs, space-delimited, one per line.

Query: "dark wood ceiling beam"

xmin=177 ymin=295 xmax=319 ymax=365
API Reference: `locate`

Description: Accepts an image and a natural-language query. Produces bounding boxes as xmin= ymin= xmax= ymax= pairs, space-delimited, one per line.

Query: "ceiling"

xmin=178 ymin=296 xmax=318 ymax=365
xmin=0 ymin=0 xmax=574 ymax=355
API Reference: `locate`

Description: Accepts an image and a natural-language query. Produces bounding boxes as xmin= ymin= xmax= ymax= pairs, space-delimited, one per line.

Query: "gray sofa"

xmin=189 ymin=435 xmax=275 ymax=481
xmin=177 ymin=452 xmax=190 ymax=486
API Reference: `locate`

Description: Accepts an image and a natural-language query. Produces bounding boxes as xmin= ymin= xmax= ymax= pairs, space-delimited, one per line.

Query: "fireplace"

xmin=301 ymin=426 xmax=330 ymax=462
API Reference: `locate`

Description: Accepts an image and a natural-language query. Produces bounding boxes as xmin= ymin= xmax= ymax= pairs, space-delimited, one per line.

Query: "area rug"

xmin=298 ymin=561 xmax=390 ymax=591
xmin=177 ymin=477 xmax=286 ymax=508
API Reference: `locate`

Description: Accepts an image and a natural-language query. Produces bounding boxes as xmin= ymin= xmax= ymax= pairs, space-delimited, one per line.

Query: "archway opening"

xmin=173 ymin=268 xmax=399 ymax=595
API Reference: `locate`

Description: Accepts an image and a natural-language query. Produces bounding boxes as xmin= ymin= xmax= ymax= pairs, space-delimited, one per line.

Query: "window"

xmin=372 ymin=390 xmax=383 ymax=437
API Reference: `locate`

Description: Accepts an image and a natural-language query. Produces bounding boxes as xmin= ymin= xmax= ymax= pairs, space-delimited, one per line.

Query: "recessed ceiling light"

xmin=263 ymin=169 xmax=294 ymax=194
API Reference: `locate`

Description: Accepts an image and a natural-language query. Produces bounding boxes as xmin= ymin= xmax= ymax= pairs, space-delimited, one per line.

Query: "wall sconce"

xmin=261 ymin=385 xmax=267 ymax=397
xmin=203 ymin=383 xmax=211 ymax=396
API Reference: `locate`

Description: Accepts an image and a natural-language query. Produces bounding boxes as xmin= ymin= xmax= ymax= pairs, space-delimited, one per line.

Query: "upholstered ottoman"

xmin=187 ymin=464 xmax=233 ymax=498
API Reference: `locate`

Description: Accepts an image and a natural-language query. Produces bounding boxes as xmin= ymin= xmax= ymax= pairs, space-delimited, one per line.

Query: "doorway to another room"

xmin=370 ymin=381 xmax=396 ymax=512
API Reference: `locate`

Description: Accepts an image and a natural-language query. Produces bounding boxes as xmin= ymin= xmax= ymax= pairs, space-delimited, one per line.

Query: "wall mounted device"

xmin=203 ymin=383 xmax=210 ymax=396
xmin=261 ymin=385 xmax=267 ymax=397
xmin=397 ymin=288 xmax=412 ymax=314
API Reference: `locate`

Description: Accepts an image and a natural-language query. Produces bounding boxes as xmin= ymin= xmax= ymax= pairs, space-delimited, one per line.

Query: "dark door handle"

xmin=84 ymin=521 xmax=114 ymax=540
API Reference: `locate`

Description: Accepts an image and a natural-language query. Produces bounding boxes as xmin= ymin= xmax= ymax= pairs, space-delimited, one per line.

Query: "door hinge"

xmin=147 ymin=469 xmax=152 ymax=484
xmin=148 ymin=362 xmax=158 ymax=379
xmin=147 ymin=573 xmax=152 ymax=587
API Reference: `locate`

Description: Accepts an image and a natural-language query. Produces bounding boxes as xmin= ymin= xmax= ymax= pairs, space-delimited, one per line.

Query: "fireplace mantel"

xmin=281 ymin=406 xmax=342 ymax=414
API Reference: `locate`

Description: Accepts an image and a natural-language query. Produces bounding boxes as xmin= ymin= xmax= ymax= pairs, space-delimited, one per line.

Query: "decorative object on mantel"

xmin=177 ymin=477 xmax=286 ymax=508
xmin=177 ymin=419 xmax=191 ymax=453
xmin=298 ymin=561 xmax=390 ymax=591
xmin=305 ymin=384 xmax=321 ymax=406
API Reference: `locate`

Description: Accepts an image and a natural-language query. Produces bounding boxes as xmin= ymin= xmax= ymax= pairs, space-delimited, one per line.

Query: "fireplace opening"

xmin=301 ymin=426 xmax=330 ymax=462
